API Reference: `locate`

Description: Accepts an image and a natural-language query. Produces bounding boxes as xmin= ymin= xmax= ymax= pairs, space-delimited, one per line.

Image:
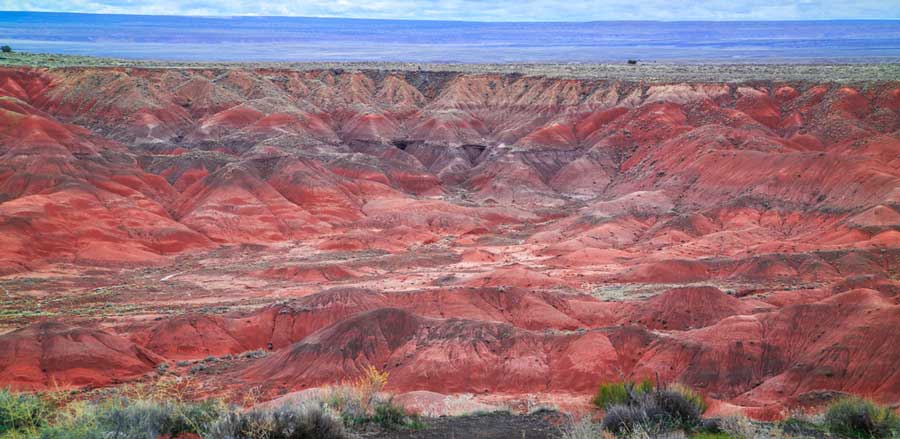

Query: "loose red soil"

xmin=0 ymin=67 xmax=897 ymax=418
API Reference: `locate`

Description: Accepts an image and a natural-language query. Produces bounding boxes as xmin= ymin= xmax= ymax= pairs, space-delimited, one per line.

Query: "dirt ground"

xmin=1 ymin=51 xmax=899 ymax=83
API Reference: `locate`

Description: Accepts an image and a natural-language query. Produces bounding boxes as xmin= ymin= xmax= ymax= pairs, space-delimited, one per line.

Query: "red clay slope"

xmin=0 ymin=67 xmax=897 ymax=417
xmin=0 ymin=322 xmax=163 ymax=390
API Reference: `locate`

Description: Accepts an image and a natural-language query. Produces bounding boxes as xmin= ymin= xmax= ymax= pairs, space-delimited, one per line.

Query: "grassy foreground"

xmin=2 ymin=374 xmax=898 ymax=439
xmin=0 ymin=367 xmax=421 ymax=439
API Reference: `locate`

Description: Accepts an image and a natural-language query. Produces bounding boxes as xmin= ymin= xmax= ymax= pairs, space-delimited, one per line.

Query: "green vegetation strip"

xmin=4 ymin=377 xmax=899 ymax=438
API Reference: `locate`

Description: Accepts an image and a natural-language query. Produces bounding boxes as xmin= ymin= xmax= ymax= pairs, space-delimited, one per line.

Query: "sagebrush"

xmin=206 ymin=402 xmax=348 ymax=439
xmin=823 ymin=397 xmax=899 ymax=439
xmin=596 ymin=381 xmax=706 ymax=435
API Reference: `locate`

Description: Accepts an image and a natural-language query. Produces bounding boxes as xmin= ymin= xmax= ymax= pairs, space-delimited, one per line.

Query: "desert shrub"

xmin=92 ymin=398 xmax=223 ymax=439
xmin=669 ymin=384 xmax=707 ymax=414
xmin=652 ymin=388 xmax=704 ymax=430
xmin=206 ymin=402 xmax=348 ymax=439
xmin=0 ymin=389 xmax=51 ymax=436
xmin=593 ymin=379 xmax=654 ymax=409
xmin=702 ymin=415 xmax=755 ymax=439
xmin=240 ymin=350 xmax=268 ymax=360
xmin=319 ymin=366 xmax=418 ymax=429
xmin=0 ymin=46 xmax=11 ymax=53
xmin=601 ymin=404 xmax=650 ymax=434
xmin=33 ymin=397 xmax=223 ymax=439
xmin=37 ymin=401 xmax=104 ymax=439
xmin=781 ymin=413 xmax=826 ymax=437
xmin=351 ymin=365 xmax=389 ymax=412
xmin=626 ymin=426 xmax=687 ymax=439
xmin=696 ymin=417 xmax=755 ymax=439
xmin=370 ymin=400 xmax=422 ymax=430
xmin=175 ymin=399 xmax=225 ymax=433
xmin=325 ymin=390 xmax=419 ymax=430
xmin=112 ymin=376 xmax=199 ymax=402
xmin=599 ymin=383 xmax=705 ymax=435
xmin=823 ymin=397 xmax=899 ymax=439
xmin=322 ymin=386 xmax=366 ymax=426
xmin=370 ymin=401 xmax=405 ymax=429
xmin=559 ymin=415 xmax=602 ymax=439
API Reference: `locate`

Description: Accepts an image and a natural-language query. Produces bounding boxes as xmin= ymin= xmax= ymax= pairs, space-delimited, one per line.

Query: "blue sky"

xmin=3 ymin=0 xmax=900 ymax=21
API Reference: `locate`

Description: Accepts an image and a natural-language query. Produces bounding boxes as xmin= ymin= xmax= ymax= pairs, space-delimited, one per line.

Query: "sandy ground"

xmin=1 ymin=51 xmax=899 ymax=82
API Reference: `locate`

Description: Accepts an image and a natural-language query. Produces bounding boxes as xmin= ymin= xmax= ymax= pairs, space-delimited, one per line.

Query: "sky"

xmin=2 ymin=0 xmax=900 ymax=21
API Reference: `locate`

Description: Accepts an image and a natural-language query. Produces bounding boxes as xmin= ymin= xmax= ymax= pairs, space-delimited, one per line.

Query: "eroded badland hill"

xmin=0 ymin=64 xmax=898 ymax=418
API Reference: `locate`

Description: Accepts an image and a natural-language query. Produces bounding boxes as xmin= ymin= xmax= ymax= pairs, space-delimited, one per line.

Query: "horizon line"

xmin=3 ymin=10 xmax=900 ymax=24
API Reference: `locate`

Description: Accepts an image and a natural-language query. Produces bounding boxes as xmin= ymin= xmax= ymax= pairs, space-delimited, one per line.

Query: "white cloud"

xmin=2 ymin=0 xmax=900 ymax=21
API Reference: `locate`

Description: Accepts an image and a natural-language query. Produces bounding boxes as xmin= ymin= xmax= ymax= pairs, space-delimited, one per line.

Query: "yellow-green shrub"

xmin=592 ymin=379 xmax=653 ymax=409
xmin=0 ymin=389 xmax=51 ymax=437
xmin=824 ymin=397 xmax=899 ymax=439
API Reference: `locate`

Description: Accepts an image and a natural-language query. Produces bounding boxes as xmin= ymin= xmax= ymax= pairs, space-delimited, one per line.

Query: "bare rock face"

xmin=627 ymin=286 xmax=752 ymax=330
xmin=0 ymin=66 xmax=898 ymax=417
xmin=0 ymin=322 xmax=162 ymax=389
xmin=239 ymin=308 xmax=624 ymax=395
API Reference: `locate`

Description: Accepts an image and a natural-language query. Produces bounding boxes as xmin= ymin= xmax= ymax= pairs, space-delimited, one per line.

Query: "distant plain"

xmin=2 ymin=11 xmax=899 ymax=63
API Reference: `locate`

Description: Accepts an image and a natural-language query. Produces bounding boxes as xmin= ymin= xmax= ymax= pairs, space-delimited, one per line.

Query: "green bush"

xmin=669 ymin=383 xmax=707 ymax=414
xmin=653 ymin=388 xmax=704 ymax=430
xmin=598 ymin=383 xmax=705 ymax=435
xmin=33 ymin=398 xmax=221 ymax=439
xmin=0 ymin=46 xmax=11 ymax=54
xmin=322 ymin=387 xmax=366 ymax=426
xmin=95 ymin=398 xmax=223 ymax=439
xmin=781 ymin=414 xmax=826 ymax=437
xmin=823 ymin=397 xmax=899 ymax=439
xmin=0 ymin=389 xmax=51 ymax=436
xmin=37 ymin=401 xmax=104 ymax=439
xmin=206 ymin=402 xmax=349 ymax=439
xmin=370 ymin=400 xmax=422 ymax=430
xmin=592 ymin=379 xmax=653 ymax=409
xmin=0 ymin=389 xmax=369 ymax=439
xmin=600 ymin=404 xmax=649 ymax=434
xmin=319 ymin=383 xmax=420 ymax=431
xmin=371 ymin=401 xmax=406 ymax=429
